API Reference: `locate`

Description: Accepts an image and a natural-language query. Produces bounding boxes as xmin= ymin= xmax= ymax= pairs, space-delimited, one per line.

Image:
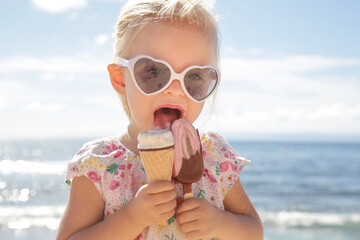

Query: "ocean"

xmin=0 ymin=138 xmax=359 ymax=240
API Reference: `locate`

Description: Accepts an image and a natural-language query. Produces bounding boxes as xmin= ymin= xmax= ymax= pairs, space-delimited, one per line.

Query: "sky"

xmin=0 ymin=0 xmax=359 ymax=142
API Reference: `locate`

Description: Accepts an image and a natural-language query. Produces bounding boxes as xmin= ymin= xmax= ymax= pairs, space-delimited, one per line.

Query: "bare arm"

xmin=56 ymin=176 xmax=177 ymax=240
xmin=56 ymin=176 xmax=143 ymax=240
xmin=217 ymin=178 xmax=263 ymax=239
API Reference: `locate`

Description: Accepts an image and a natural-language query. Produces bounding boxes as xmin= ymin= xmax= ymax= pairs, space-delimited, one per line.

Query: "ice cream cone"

xmin=137 ymin=129 xmax=175 ymax=226
xmin=139 ymin=146 xmax=174 ymax=183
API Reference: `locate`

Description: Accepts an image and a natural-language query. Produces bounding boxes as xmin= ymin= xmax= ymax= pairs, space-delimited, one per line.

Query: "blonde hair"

xmin=113 ymin=0 xmax=219 ymax=119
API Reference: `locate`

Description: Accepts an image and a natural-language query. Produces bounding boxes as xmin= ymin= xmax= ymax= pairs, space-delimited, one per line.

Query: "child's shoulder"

xmin=200 ymin=131 xmax=227 ymax=144
xmin=66 ymin=136 xmax=139 ymax=187
xmin=71 ymin=136 xmax=134 ymax=164
xmin=200 ymin=131 xmax=250 ymax=167
xmin=198 ymin=131 xmax=250 ymax=199
xmin=200 ymin=131 xmax=236 ymax=152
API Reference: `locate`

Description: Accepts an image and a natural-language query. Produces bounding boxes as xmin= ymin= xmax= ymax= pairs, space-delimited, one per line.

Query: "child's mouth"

xmin=153 ymin=107 xmax=183 ymax=129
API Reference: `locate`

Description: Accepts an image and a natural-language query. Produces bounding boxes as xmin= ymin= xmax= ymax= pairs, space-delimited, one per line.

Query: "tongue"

xmin=154 ymin=108 xmax=179 ymax=129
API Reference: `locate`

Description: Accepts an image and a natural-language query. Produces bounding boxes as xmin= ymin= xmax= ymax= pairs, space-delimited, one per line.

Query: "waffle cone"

xmin=139 ymin=146 xmax=174 ymax=182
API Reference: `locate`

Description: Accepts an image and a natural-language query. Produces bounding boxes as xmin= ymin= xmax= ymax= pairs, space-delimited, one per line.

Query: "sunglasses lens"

xmin=184 ymin=68 xmax=218 ymax=101
xmin=134 ymin=58 xmax=171 ymax=94
xmin=132 ymin=56 xmax=219 ymax=101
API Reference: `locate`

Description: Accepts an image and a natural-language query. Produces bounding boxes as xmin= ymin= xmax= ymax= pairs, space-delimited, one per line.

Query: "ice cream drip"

xmin=171 ymin=118 xmax=204 ymax=198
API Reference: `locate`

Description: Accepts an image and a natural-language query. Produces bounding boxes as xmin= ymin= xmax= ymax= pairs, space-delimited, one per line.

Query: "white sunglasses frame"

xmin=115 ymin=55 xmax=220 ymax=102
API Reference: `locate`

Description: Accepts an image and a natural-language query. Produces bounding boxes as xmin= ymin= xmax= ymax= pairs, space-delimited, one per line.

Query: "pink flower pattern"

xmin=109 ymin=180 xmax=120 ymax=190
xmin=87 ymin=171 xmax=101 ymax=183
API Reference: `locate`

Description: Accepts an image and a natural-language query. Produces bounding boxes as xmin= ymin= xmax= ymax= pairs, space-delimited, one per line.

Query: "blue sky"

xmin=0 ymin=0 xmax=359 ymax=141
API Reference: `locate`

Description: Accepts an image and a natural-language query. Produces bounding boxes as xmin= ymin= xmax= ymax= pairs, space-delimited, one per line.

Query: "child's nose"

xmin=163 ymin=79 xmax=185 ymax=97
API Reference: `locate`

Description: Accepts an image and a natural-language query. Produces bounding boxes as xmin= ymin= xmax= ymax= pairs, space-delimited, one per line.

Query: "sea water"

xmin=0 ymin=139 xmax=359 ymax=240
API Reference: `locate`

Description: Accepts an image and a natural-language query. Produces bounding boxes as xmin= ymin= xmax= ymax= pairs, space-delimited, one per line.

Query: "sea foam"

xmin=260 ymin=210 xmax=360 ymax=228
xmin=0 ymin=205 xmax=65 ymax=230
xmin=0 ymin=160 xmax=67 ymax=175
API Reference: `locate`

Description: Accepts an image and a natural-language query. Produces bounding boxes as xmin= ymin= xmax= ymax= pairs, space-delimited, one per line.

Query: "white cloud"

xmin=94 ymin=34 xmax=109 ymax=45
xmin=83 ymin=95 xmax=120 ymax=110
xmin=0 ymin=80 xmax=27 ymax=110
xmin=0 ymin=55 xmax=106 ymax=73
xmin=25 ymin=101 xmax=64 ymax=112
xmin=0 ymin=78 xmax=67 ymax=113
xmin=222 ymin=45 xmax=240 ymax=56
xmin=248 ymin=48 xmax=265 ymax=56
xmin=220 ymin=55 xmax=360 ymax=81
xmin=31 ymin=0 xmax=87 ymax=13
xmin=199 ymin=103 xmax=360 ymax=140
xmin=205 ymin=54 xmax=360 ymax=137
xmin=41 ymin=73 xmax=56 ymax=81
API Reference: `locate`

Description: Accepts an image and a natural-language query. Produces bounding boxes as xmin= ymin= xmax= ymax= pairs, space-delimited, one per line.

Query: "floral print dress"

xmin=66 ymin=132 xmax=250 ymax=240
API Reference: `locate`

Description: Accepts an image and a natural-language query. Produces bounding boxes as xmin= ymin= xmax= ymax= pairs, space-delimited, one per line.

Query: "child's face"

xmin=124 ymin=22 xmax=215 ymax=133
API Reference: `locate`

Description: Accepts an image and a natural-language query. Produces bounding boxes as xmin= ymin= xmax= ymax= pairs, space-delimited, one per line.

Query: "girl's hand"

xmin=176 ymin=198 xmax=222 ymax=240
xmin=127 ymin=181 xmax=177 ymax=229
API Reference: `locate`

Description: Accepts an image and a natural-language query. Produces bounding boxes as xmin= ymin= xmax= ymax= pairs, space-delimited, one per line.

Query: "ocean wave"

xmin=0 ymin=205 xmax=65 ymax=230
xmin=0 ymin=160 xmax=67 ymax=175
xmin=260 ymin=210 xmax=360 ymax=228
xmin=2 ymin=206 xmax=360 ymax=231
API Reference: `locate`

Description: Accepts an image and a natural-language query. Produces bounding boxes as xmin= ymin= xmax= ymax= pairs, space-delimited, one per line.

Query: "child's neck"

xmin=119 ymin=125 xmax=140 ymax=155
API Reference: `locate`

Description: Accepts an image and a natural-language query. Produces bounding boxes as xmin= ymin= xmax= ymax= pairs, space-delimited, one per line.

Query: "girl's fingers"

xmin=177 ymin=207 xmax=199 ymax=224
xmin=160 ymin=208 xmax=176 ymax=221
xmin=179 ymin=219 xmax=200 ymax=233
xmin=155 ymin=198 xmax=177 ymax=214
xmin=177 ymin=198 xmax=200 ymax=214
xmin=146 ymin=181 xmax=175 ymax=194
xmin=151 ymin=190 xmax=177 ymax=205
xmin=184 ymin=230 xmax=202 ymax=240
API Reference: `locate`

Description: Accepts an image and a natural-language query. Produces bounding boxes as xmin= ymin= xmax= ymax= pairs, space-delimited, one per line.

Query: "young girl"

xmin=57 ymin=0 xmax=263 ymax=239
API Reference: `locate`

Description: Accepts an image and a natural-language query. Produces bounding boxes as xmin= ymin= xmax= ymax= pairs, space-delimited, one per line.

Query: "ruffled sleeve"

xmin=201 ymin=132 xmax=250 ymax=199
xmin=65 ymin=140 xmax=107 ymax=199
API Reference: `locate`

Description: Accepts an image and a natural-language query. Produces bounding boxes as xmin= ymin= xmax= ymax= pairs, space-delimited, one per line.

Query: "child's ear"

xmin=107 ymin=63 xmax=126 ymax=95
